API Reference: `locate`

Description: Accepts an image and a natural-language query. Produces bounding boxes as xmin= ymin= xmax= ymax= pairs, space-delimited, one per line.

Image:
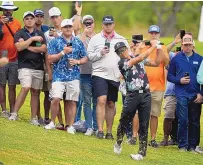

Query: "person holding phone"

xmin=44 ymin=19 xmax=87 ymax=135
xmin=140 ymin=25 xmax=169 ymax=148
xmin=87 ymin=15 xmax=130 ymax=139
xmin=0 ymin=1 xmax=21 ymax=118
xmin=168 ymin=33 xmax=203 ymax=153
xmin=75 ymin=15 xmax=98 ymax=136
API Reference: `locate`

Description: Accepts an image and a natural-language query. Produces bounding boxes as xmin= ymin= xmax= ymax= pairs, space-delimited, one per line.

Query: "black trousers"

xmin=116 ymin=92 xmax=151 ymax=156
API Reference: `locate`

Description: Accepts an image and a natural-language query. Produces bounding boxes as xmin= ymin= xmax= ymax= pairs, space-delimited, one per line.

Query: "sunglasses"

xmin=63 ymin=25 xmax=73 ymax=29
xmin=83 ymin=22 xmax=93 ymax=26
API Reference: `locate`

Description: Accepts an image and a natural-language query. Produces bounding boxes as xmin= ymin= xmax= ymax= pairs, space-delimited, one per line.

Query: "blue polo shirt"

xmin=167 ymin=51 xmax=203 ymax=97
xmin=164 ymin=52 xmax=176 ymax=96
xmin=48 ymin=36 xmax=87 ymax=82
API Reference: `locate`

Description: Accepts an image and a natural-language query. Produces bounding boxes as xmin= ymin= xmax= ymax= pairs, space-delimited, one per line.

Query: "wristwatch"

xmin=61 ymin=51 xmax=65 ymax=56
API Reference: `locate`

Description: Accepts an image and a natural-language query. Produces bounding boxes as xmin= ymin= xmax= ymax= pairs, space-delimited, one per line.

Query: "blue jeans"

xmin=176 ymin=96 xmax=201 ymax=149
xmin=76 ymin=74 xmax=97 ymax=130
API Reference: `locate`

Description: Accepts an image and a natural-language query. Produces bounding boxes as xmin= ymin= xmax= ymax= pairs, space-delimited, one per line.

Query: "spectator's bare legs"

xmin=8 ymin=85 xmax=16 ymax=113
xmin=0 ymin=85 xmax=6 ymax=111
xmin=44 ymin=91 xmax=50 ymax=119
xmin=97 ymin=95 xmax=107 ymax=132
xmin=37 ymin=99 xmax=42 ymax=119
xmin=133 ymin=113 xmax=139 ymax=138
xmin=64 ymin=100 xmax=76 ymax=126
xmin=13 ymin=87 xmax=30 ymax=113
xmin=150 ymin=115 xmax=158 ymax=140
xmin=57 ymin=104 xmax=63 ymax=124
xmin=50 ymin=98 xmax=60 ymax=122
xmin=30 ymin=89 xmax=40 ymax=119
xmin=105 ymin=101 xmax=116 ymax=133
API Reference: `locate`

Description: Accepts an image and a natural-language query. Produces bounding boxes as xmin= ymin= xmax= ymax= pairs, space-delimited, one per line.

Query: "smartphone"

xmin=184 ymin=72 xmax=190 ymax=77
xmin=67 ymin=43 xmax=72 ymax=47
xmin=76 ymin=1 xmax=82 ymax=7
xmin=176 ymin=47 xmax=181 ymax=52
xmin=132 ymin=34 xmax=143 ymax=41
xmin=105 ymin=42 xmax=110 ymax=49
xmin=180 ymin=29 xmax=185 ymax=39
xmin=49 ymin=26 xmax=55 ymax=31
xmin=145 ymin=40 xmax=151 ymax=46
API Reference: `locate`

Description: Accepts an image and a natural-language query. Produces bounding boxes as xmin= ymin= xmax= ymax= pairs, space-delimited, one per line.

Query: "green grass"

xmin=0 ymin=85 xmax=203 ymax=165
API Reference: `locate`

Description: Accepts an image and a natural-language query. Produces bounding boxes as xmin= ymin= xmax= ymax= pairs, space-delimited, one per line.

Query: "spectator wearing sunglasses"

xmin=75 ymin=15 xmax=97 ymax=136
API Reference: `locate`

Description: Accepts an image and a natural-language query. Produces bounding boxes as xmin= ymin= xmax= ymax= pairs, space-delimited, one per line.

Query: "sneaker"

xmin=130 ymin=154 xmax=143 ymax=160
xmin=159 ymin=140 xmax=168 ymax=146
xmin=1 ymin=110 xmax=10 ymax=118
xmin=128 ymin=137 xmax=137 ymax=145
xmin=97 ymin=131 xmax=104 ymax=139
xmin=188 ymin=148 xmax=197 ymax=154
xmin=44 ymin=118 xmax=51 ymax=125
xmin=30 ymin=118 xmax=40 ymax=126
xmin=38 ymin=118 xmax=44 ymax=125
xmin=195 ymin=146 xmax=203 ymax=154
xmin=168 ymin=139 xmax=178 ymax=145
xmin=85 ymin=128 xmax=94 ymax=136
xmin=179 ymin=147 xmax=187 ymax=152
xmin=105 ymin=133 xmax=114 ymax=140
xmin=114 ymin=143 xmax=122 ymax=154
xmin=44 ymin=121 xmax=55 ymax=130
xmin=149 ymin=140 xmax=159 ymax=148
xmin=8 ymin=113 xmax=18 ymax=121
xmin=56 ymin=124 xmax=64 ymax=130
xmin=67 ymin=126 xmax=76 ymax=134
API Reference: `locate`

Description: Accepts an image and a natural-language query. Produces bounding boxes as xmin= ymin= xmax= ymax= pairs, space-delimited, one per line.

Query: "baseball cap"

xmin=182 ymin=34 xmax=193 ymax=45
xmin=49 ymin=7 xmax=61 ymax=17
xmin=82 ymin=15 xmax=94 ymax=23
xmin=114 ymin=42 xmax=126 ymax=52
xmin=102 ymin=15 xmax=114 ymax=24
xmin=23 ymin=11 xmax=35 ymax=19
xmin=148 ymin=25 xmax=160 ymax=33
xmin=61 ymin=19 xmax=73 ymax=28
xmin=34 ymin=9 xmax=44 ymax=16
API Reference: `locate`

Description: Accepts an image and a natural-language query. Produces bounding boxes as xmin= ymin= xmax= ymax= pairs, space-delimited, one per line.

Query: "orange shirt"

xmin=141 ymin=45 xmax=169 ymax=92
xmin=0 ymin=17 xmax=21 ymax=62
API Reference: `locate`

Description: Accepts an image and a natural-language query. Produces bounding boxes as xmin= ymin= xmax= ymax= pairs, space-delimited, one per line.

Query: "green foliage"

xmin=8 ymin=1 xmax=203 ymax=38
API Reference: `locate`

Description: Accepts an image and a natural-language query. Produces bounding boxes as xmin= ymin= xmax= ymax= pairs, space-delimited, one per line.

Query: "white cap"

xmin=61 ymin=19 xmax=73 ymax=28
xmin=82 ymin=15 xmax=94 ymax=23
xmin=23 ymin=11 xmax=35 ymax=19
xmin=49 ymin=7 xmax=61 ymax=17
xmin=0 ymin=1 xmax=18 ymax=11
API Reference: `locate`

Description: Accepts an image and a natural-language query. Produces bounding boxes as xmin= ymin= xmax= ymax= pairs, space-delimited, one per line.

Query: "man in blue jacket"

xmin=168 ymin=33 xmax=203 ymax=153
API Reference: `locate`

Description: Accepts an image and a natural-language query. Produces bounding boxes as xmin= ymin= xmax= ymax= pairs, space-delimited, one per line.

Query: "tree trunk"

xmin=41 ymin=1 xmax=54 ymax=25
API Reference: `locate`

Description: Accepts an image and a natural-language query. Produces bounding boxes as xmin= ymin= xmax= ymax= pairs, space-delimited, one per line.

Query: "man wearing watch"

xmin=44 ymin=19 xmax=87 ymax=135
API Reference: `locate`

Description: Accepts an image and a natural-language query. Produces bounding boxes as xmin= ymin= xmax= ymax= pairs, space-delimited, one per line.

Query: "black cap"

xmin=102 ymin=15 xmax=114 ymax=24
xmin=114 ymin=42 xmax=126 ymax=52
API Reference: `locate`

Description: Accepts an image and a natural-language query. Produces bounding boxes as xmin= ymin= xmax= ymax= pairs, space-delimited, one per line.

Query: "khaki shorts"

xmin=18 ymin=68 xmax=44 ymax=90
xmin=150 ymin=91 xmax=164 ymax=117
xmin=163 ymin=96 xmax=176 ymax=119
xmin=50 ymin=80 xmax=80 ymax=101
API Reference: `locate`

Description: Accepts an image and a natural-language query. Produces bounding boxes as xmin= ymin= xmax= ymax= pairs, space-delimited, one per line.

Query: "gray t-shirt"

xmin=77 ymin=33 xmax=94 ymax=74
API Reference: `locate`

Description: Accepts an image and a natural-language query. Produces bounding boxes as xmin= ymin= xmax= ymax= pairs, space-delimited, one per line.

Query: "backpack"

xmin=197 ymin=61 xmax=203 ymax=84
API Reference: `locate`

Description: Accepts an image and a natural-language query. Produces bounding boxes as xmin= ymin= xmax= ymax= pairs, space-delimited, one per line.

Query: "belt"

xmin=128 ymin=89 xmax=150 ymax=94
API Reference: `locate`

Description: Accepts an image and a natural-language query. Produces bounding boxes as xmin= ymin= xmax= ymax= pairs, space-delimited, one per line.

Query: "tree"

xmin=41 ymin=1 xmax=54 ymax=25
